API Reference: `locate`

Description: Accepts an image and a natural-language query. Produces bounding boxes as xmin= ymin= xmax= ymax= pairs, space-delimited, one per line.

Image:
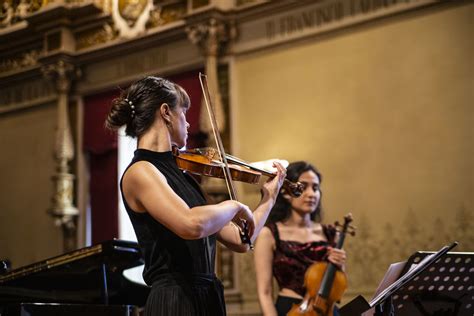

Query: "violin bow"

xmin=198 ymin=73 xmax=253 ymax=249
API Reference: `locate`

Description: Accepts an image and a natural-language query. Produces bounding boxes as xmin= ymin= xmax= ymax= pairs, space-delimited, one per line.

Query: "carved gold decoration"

xmin=0 ymin=0 xmax=42 ymax=28
xmin=0 ymin=49 xmax=42 ymax=74
xmin=94 ymin=0 xmax=113 ymax=14
xmin=42 ymin=60 xmax=80 ymax=252
xmin=0 ymin=1 xmax=15 ymax=27
xmin=76 ymin=23 xmax=118 ymax=50
xmin=158 ymin=1 xmax=186 ymax=24
xmin=112 ymin=0 xmax=152 ymax=38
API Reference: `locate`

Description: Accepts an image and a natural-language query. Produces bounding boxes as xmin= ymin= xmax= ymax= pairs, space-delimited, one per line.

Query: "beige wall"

xmin=0 ymin=2 xmax=471 ymax=313
xmin=231 ymin=2 xmax=473 ymax=308
xmin=0 ymin=104 xmax=62 ymax=268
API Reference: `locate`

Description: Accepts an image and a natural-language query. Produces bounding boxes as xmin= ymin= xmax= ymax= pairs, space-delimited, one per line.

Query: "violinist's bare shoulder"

xmin=121 ymin=160 xmax=169 ymax=213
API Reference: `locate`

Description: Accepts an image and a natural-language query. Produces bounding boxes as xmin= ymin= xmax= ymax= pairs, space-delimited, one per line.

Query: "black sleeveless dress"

xmin=120 ymin=149 xmax=225 ymax=316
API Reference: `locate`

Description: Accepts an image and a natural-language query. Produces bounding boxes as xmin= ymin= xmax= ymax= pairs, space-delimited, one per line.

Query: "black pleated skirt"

xmin=145 ymin=273 xmax=226 ymax=316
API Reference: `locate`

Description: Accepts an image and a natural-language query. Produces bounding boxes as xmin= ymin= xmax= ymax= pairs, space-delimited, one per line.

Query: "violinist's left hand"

xmin=327 ymin=247 xmax=347 ymax=270
xmin=261 ymin=161 xmax=286 ymax=202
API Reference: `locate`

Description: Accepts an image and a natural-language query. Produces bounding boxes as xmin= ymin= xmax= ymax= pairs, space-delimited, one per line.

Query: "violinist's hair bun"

xmin=105 ymin=76 xmax=190 ymax=138
xmin=106 ymin=96 xmax=137 ymax=136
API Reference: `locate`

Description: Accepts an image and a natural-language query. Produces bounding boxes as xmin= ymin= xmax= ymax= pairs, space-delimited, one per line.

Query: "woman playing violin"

xmin=254 ymin=161 xmax=347 ymax=316
xmin=106 ymin=76 xmax=286 ymax=316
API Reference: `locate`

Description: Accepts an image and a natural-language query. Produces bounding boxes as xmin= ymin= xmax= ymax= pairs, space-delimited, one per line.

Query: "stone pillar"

xmin=186 ymin=17 xmax=237 ymax=142
xmin=186 ymin=17 xmax=242 ymax=304
xmin=42 ymin=59 xmax=80 ymax=252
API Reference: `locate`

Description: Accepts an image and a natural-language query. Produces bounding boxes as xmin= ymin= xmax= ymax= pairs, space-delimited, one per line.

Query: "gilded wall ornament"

xmin=0 ymin=2 xmax=15 ymax=27
xmin=76 ymin=23 xmax=118 ymax=50
xmin=0 ymin=50 xmax=42 ymax=74
xmin=0 ymin=0 xmax=42 ymax=28
xmin=111 ymin=0 xmax=153 ymax=38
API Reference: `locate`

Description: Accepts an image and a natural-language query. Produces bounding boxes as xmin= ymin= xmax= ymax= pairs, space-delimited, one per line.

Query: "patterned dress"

xmin=267 ymin=222 xmax=337 ymax=316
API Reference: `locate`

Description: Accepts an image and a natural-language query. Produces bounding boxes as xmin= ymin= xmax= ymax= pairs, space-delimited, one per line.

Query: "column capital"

xmin=186 ymin=17 xmax=237 ymax=57
xmin=41 ymin=59 xmax=80 ymax=93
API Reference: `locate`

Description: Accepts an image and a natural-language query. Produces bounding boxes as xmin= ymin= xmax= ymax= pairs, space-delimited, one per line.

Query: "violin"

xmin=287 ymin=214 xmax=355 ymax=316
xmin=190 ymin=73 xmax=302 ymax=248
xmin=172 ymin=147 xmax=304 ymax=198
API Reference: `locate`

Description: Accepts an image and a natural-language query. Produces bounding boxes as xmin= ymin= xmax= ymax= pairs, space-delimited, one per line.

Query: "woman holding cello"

xmin=254 ymin=161 xmax=347 ymax=316
xmin=106 ymin=76 xmax=287 ymax=315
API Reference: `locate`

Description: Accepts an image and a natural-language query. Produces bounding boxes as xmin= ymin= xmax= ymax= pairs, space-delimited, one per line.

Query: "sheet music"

xmin=372 ymin=261 xmax=406 ymax=299
xmin=368 ymin=243 xmax=456 ymax=309
xmin=361 ymin=262 xmax=406 ymax=316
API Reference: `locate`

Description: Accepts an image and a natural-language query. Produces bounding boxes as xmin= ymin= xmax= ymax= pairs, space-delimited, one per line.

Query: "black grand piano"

xmin=0 ymin=239 xmax=150 ymax=315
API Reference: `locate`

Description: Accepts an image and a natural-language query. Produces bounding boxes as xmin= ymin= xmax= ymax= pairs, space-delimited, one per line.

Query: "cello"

xmin=287 ymin=214 xmax=355 ymax=316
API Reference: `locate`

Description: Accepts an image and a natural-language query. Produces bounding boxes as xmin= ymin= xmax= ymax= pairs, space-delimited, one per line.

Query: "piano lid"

xmin=0 ymin=239 xmax=150 ymax=307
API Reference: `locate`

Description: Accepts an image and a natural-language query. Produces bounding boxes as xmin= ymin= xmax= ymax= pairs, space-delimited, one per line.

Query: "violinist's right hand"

xmin=261 ymin=160 xmax=287 ymax=202
xmin=231 ymin=201 xmax=255 ymax=238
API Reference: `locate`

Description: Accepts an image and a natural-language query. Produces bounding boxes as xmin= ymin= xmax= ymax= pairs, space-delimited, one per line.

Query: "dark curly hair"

xmin=106 ymin=76 xmax=190 ymax=138
xmin=266 ymin=161 xmax=323 ymax=224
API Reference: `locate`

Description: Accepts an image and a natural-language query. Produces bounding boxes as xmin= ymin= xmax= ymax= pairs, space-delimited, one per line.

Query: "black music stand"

xmin=339 ymin=242 xmax=471 ymax=316
xmin=389 ymin=249 xmax=473 ymax=316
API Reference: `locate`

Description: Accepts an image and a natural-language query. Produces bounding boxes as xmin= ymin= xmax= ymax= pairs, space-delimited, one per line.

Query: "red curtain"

xmin=83 ymin=69 xmax=203 ymax=244
xmin=83 ymin=90 xmax=120 ymax=245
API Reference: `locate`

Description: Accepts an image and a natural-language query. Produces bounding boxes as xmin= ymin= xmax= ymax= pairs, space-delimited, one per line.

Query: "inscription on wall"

xmin=236 ymin=0 xmax=438 ymax=53
xmin=266 ymin=0 xmax=436 ymax=39
xmin=265 ymin=1 xmax=344 ymax=39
